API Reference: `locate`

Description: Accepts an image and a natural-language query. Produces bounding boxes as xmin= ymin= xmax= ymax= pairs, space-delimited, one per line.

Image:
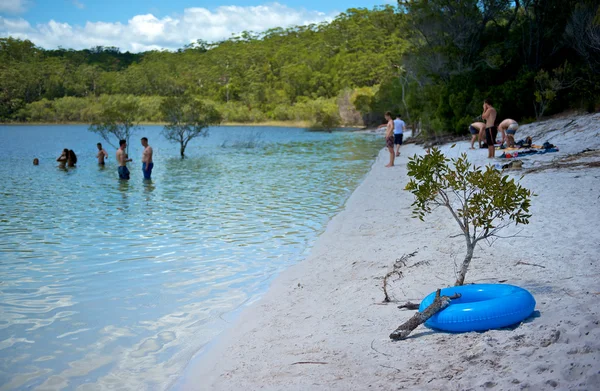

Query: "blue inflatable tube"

xmin=418 ymin=284 xmax=536 ymax=332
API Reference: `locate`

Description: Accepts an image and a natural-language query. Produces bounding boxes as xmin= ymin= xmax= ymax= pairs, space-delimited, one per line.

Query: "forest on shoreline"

xmin=1 ymin=1 xmax=598 ymax=135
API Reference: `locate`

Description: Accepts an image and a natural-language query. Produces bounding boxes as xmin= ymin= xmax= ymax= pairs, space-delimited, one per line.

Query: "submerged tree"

xmin=160 ymin=96 xmax=222 ymax=158
xmin=88 ymin=96 xmax=141 ymax=153
xmin=405 ymin=147 xmax=534 ymax=286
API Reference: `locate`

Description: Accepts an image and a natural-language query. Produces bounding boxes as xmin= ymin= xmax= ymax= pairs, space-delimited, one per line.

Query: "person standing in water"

xmin=117 ymin=140 xmax=132 ymax=180
xmin=67 ymin=150 xmax=77 ymax=167
xmin=97 ymin=143 xmax=108 ymax=165
xmin=140 ymin=137 xmax=153 ymax=180
xmin=482 ymin=99 xmax=498 ymax=158
xmin=56 ymin=149 xmax=68 ymax=167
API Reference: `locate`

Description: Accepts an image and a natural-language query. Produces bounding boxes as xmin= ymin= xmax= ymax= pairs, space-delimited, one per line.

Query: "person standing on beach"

xmin=393 ymin=114 xmax=405 ymax=157
xmin=383 ymin=111 xmax=395 ymax=167
xmin=97 ymin=143 xmax=108 ymax=165
xmin=140 ymin=137 xmax=153 ymax=180
xmin=498 ymin=118 xmax=519 ymax=148
xmin=469 ymin=122 xmax=485 ymax=149
xmin=482 ymin=99 xmax=497 ymax=158
xmin=117 ymin=140 xmax=132 ymax=180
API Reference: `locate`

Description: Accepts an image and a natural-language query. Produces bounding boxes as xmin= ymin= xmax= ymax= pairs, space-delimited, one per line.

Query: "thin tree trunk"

xmin=389 ymin=289 xmax=461 ymax=340
xmin=455 ymin=244 xmax=475 ymax=286
xmin=180 ymin=144 xmax=185 ymax=159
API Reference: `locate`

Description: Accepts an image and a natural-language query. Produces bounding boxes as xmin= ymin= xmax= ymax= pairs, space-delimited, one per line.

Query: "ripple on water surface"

xmin=0 ymin=125 xmax=381 ymax=390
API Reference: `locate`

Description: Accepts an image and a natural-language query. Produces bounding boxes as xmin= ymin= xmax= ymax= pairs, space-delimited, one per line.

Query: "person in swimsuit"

xmin=469 ymin=122 xmax=485 ymax=149
xmin=140 ymin=137 xmax=153 ymax=180
xmin=498 ymin=118 xmax=519 ymax=148
xmin=56 ymin=148 xmax=68 ymax=167
xmin=67 ymin=150 xmax=77 ymax=167
xmin=97 ymin=143 xmax=108 ymax=165
xmin=482 ymin=99 xmax=498 ymax=158
xmin=117 ymin=139 xmax=132 ymax=180
xmin=383 ymin=111 xmax=395 ymax=167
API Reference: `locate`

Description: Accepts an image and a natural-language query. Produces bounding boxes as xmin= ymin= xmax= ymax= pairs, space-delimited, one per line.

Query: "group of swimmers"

xmin=469 ymin=99 xmax=519 ymax=158
xmin=35 ymin=138 xmax=154 ymax=180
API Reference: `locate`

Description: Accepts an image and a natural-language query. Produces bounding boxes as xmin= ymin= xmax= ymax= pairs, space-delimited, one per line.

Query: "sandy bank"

xmin=178 ymin=113 xmax=600 ymax=390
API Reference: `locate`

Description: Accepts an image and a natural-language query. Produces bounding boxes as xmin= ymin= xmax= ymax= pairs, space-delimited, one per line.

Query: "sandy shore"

xmin=177 ymin=113 xmax=600 ymax=390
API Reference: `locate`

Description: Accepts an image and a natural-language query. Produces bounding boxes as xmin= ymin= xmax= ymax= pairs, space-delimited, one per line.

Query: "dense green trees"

xmin=1 ymin=2 xmax=598 ymax=132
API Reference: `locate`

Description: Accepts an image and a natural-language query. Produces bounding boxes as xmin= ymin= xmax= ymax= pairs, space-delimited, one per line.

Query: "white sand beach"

xmin=178 ymin=113 xmax=600 ymax=390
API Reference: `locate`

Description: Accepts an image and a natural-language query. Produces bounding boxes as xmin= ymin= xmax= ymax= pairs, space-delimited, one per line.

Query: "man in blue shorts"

xmin=141 ymin=137 xmax=153 ymax=180
xmin=117 ymin=139 xmax=132 ymax=180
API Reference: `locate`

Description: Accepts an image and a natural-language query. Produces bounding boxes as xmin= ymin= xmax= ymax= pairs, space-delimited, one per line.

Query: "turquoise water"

xmin=0 ymin=125 xmax=381 ymax=390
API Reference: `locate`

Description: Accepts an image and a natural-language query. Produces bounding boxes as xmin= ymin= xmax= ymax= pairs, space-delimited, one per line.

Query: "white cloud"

xmin=0 ymin=2 xmax=336 ymax=52
xmin=0 ymin=0 xmax=31 ymax=14
xmin=72 ymin=0 xmax=84 ymax=10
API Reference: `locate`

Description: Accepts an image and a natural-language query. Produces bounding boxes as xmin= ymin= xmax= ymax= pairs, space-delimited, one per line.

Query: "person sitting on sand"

xmin=67 ymin=150 xmax=77 ymax=167
xmin=469 ymin=122 xmax=485 ymax=149
xmin=57 ymin=149 xmax=68 ymax=167
xmin=498 ymin=118 xmax=519 ymax=148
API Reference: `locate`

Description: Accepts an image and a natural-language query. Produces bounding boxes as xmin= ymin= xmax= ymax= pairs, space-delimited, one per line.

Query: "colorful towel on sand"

xmin=499 ymin=148 xmax=559 ymax=159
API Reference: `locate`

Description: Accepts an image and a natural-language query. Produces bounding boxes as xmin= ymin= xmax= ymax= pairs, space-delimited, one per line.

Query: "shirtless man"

xmin=469 ymin=122 xmax=485 ymax=149
xmin=498 ymin=118 xmax=519 ymax=148
xmin=140 ymin=137 xmax=153 ymax=180
xmin=117 ymin=139 xmax=132 ymax=180
xmin=482 ymin=99 xmax=497 ymax=158
xmin=97 ymin=143 xmax=108 ymax=165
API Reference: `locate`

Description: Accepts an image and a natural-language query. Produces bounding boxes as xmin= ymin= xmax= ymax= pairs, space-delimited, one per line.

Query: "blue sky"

xmin=0 ymin=0 xmax=396 ymax=51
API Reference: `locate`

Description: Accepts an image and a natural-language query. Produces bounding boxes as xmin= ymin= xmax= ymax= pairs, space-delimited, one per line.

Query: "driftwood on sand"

xmin=389 ymin=289 xmax=461 ymax=340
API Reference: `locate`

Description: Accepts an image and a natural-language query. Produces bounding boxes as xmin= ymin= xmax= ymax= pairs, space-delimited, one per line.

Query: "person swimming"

xmin=67 ymin=150 xmax=77 ymax=167
xmin=57 ymin=149 xmax=68 ymax=167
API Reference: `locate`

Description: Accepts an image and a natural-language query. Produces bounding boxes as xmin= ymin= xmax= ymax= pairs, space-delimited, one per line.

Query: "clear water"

xmin=0 ymin=125 xmax=381 ymax=390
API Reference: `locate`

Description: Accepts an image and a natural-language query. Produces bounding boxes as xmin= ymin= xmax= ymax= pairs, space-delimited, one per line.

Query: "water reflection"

xmin=0 ymin=125 xmax=381 ymax=390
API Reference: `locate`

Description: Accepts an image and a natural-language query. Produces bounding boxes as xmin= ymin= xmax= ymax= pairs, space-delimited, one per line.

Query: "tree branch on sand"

xmin=382 ymin=251 xmax=418 ymax=303
xmin=389 ymin=289 xmax=461 ymax=340
xmin=405 ymin=147 xmax=534 ymax=286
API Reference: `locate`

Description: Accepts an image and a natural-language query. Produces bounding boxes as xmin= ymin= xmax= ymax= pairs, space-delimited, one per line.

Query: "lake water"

xmin=0 ymin=125 xmax=381 ymax=390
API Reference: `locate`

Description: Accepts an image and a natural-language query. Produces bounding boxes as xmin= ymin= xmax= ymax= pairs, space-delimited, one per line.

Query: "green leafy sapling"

xmin=405 ymin=147 xmax=534 ymax=286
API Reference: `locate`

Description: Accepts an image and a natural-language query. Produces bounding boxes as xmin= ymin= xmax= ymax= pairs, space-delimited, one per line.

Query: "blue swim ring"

xmin=418 ymin=284 xmax=536 ymax=332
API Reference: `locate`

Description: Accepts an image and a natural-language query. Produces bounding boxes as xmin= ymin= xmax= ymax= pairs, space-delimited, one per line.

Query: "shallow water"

xmin=0 ymin=125 xmax=381 ymax=390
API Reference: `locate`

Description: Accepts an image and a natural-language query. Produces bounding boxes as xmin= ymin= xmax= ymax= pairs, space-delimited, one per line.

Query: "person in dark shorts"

xmin=485 ymin=126 xmax=498 ymax=147
xmin=482 ymin=99 xmax=498 ymax=158
xmin=116 ymin=139 xmax=132 ymax=180
xmin=140 ymin=137 xmax=153 ymax=180
xmin=393 ymin=114 xmax=405 ymax=157
xmin=97 ymin=143 xmax=108 ymax=165
xmin=469 ymin=122 xmax=485 ymax=149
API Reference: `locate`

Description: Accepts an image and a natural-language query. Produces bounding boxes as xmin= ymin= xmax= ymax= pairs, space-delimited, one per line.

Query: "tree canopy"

xmin=1 ymin=2 xmax=598 ymax=130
